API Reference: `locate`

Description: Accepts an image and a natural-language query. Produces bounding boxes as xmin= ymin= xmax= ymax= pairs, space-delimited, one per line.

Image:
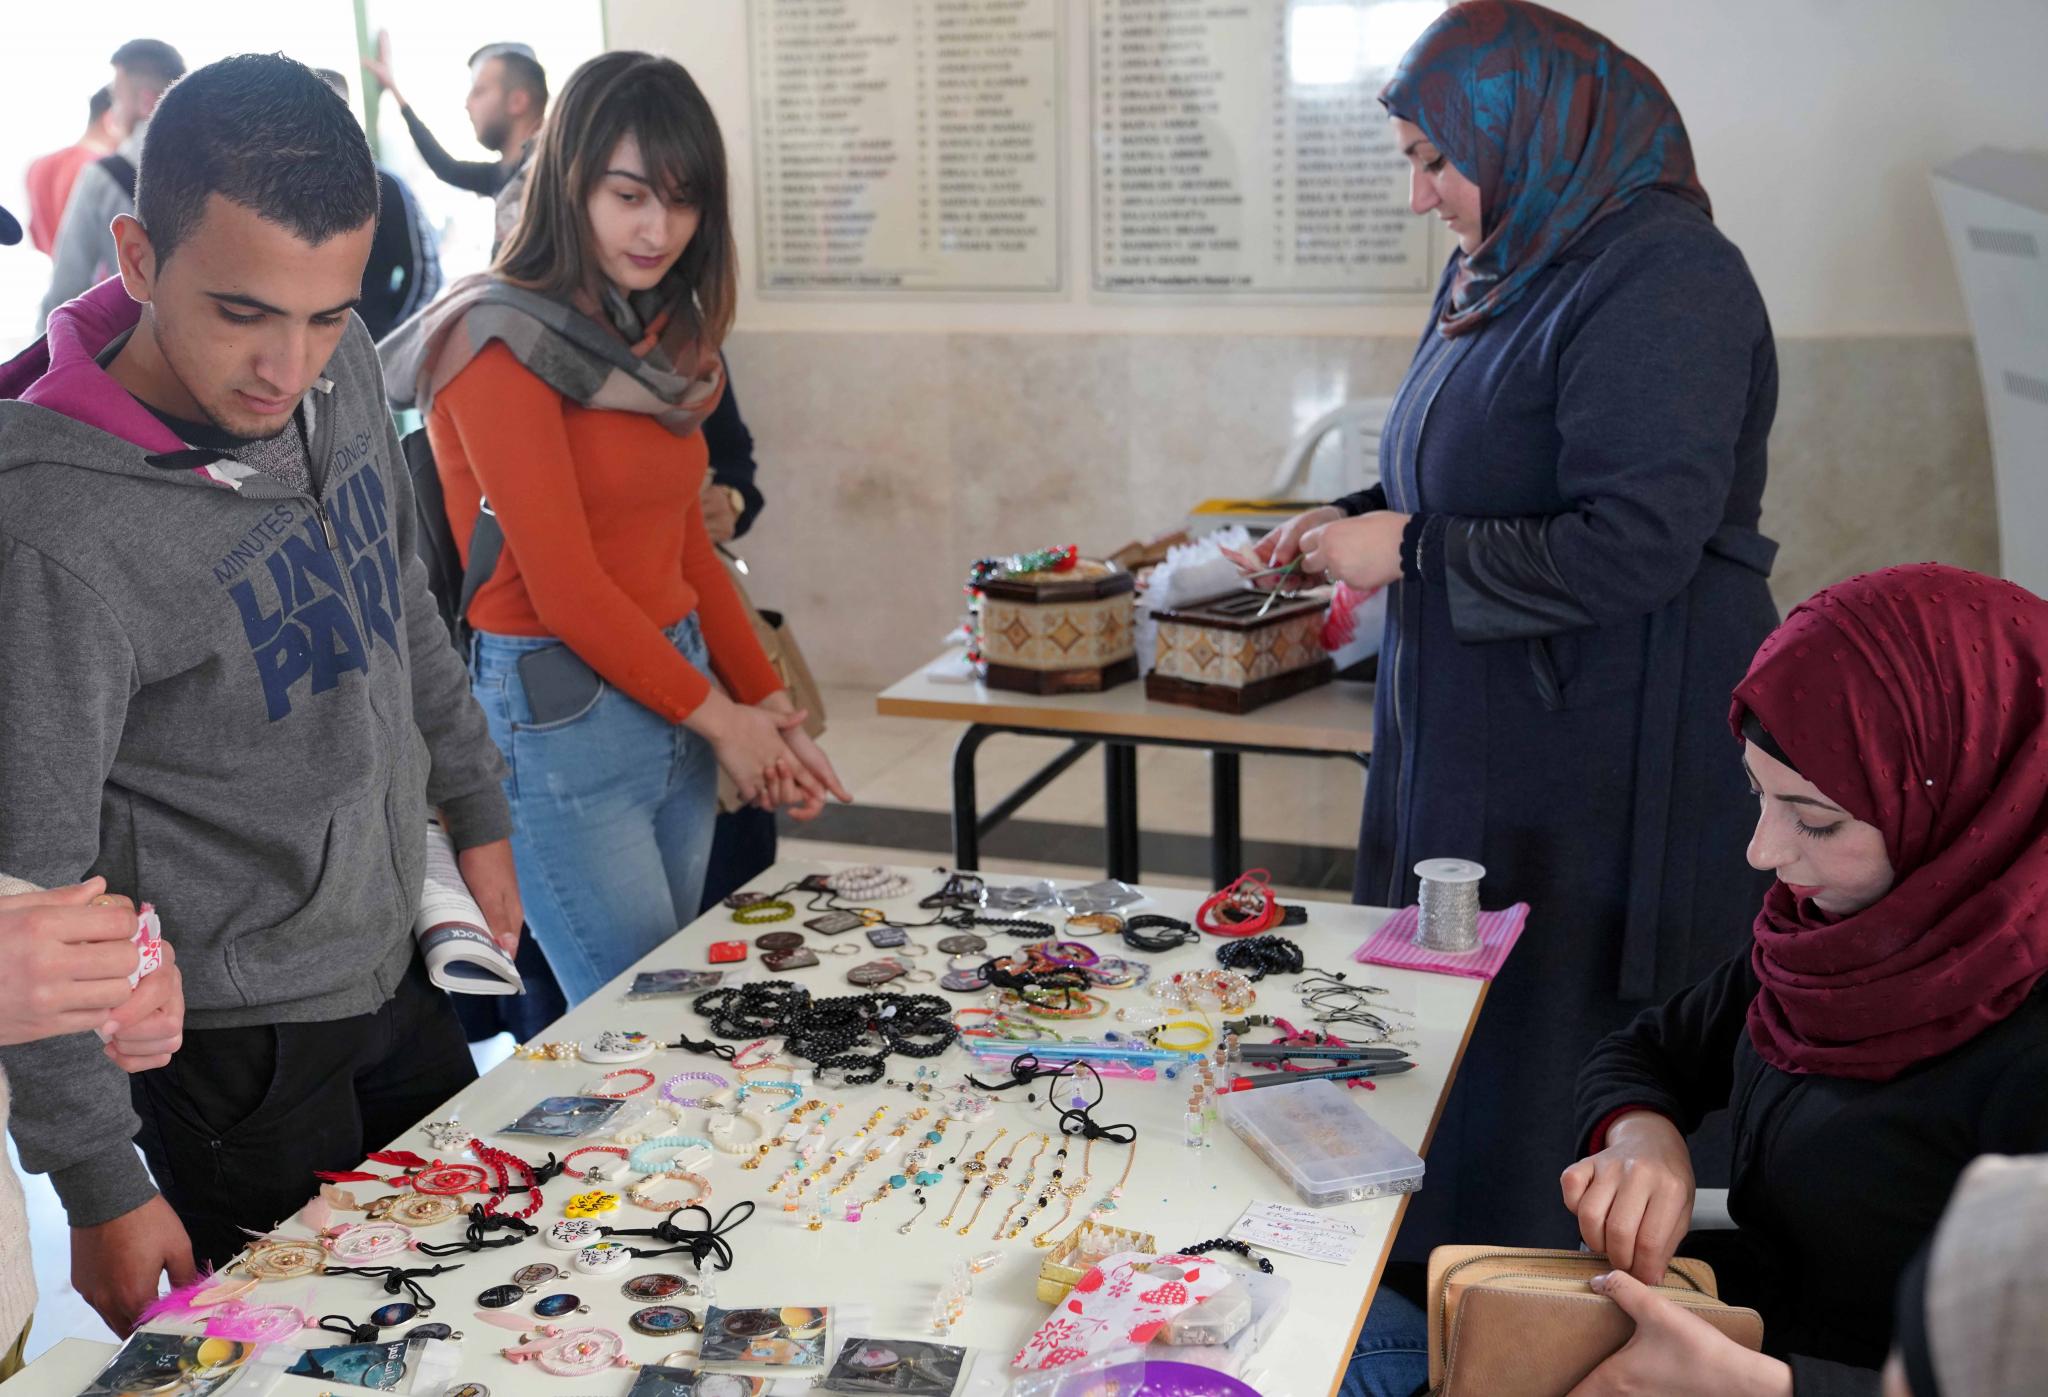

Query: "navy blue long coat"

xmin=1347 ymin=190 xmax=1782 ymax=1255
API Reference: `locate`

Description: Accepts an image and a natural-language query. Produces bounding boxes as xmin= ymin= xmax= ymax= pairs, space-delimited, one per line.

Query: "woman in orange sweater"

xmin=385 ymin=51 xmax=847 ymax=1004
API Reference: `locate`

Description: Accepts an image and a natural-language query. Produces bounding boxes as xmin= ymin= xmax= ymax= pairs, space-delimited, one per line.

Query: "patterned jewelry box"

xmin=978 ymin=560 xmax=1138 ymax=694
xmin=1036 ymin=1221 xmax=1161 ymax=1304
xmin=1146 ymin=589 xmax=1333 ymax=714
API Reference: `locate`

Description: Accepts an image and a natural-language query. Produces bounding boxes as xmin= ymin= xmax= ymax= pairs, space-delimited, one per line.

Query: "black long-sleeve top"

xmin=1574 ymin=952 xmax=2048 ymax=1397
xmin=398 ymin=105 xmax=512 ymax=196
xmin=703 ymin=356 xmax=762 ymax=538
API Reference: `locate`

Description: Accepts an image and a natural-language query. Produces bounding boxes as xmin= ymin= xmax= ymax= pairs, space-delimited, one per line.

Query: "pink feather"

xmin=132 ymin=1268 xmax=227 ymax=1327
xmin=296 ymin=1193 xmax=334 ymax=1233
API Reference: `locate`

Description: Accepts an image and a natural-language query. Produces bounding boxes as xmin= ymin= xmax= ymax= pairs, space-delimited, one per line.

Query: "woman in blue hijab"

xmin=1254 ymin=5 xmax=1783 ymax=1381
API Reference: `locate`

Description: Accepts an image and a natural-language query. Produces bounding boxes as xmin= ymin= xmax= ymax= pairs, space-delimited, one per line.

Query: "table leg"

xmin=1103 ymin=742 xmax=1140 ymax=881
xmin=1211 ymin=750 xmax=1242 ymax=885
xmin=951 ymin=725 xmax=995 ymax=870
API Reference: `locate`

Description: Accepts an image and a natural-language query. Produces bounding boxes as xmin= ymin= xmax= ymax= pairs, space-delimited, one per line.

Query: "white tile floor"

xmin=11 ymin=681 xmax=1368 ymax=1358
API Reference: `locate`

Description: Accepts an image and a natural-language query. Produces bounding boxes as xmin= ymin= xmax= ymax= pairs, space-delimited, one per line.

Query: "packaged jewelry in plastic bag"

xmin=1147 ymin=1269 xmax=1293 ymax=1374
xmin=1158 ymin=1280 xmax=1252 ymax=1346
xmin=980 ymin=881 xmax=1063 ymax=914
xmin=78 ymin=1331 xmax=296 ymax=1397
xmin=283 ymin=1335 xmax=462 ymax=1393
xmin=698 ymin=1305 xmax=830 ymax=1367
xmin=824 ymin=1335 xmax=969 ymax=1394
xmin=500 ymin=1095 xmax=627 ymax=1138
xmin=1058 ymin=880 xmax=1147 ymax=916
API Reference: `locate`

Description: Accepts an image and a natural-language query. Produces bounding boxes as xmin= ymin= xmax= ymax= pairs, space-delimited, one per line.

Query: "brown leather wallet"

xmin=1427 ymin=1245 xmax=1764 ymax=1396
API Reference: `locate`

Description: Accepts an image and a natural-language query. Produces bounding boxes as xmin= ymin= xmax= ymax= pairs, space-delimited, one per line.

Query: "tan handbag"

xmin=715 ymin=556 xmax=828 ymax=813
xmin=1427 ymin=1245 xmax=1764 ymax=1397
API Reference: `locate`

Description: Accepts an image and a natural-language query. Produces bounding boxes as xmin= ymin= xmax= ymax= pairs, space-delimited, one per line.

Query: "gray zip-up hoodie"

xmin=0 ymin=279 xmax=511 ymax=1226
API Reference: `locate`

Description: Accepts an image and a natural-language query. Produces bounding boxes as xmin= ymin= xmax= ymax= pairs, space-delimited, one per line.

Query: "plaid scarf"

xmin=378 ymin=272 xmax=723 ymax=436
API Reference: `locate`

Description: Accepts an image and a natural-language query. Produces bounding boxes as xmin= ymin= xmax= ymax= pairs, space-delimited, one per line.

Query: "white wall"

xmin=605 ymin=0 xmax=2048 ymax=339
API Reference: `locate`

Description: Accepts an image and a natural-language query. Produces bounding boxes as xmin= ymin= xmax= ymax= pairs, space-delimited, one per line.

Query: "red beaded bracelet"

xmin=562 ymin=1146 xmax=629 ymax=1180
xmin=471 ymin=1137 xmax=543 ymax=1219
xmin=593 ymin=1068 xmax=656 ymax=1099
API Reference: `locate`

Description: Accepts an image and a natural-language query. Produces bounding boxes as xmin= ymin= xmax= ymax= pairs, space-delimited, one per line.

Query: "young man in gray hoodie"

xmin=0 ymin=54 xmax=521 ymax=1334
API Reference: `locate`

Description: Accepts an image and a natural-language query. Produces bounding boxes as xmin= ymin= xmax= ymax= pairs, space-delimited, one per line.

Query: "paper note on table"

xmin=1228 ymin=1200 xmax=1368 ymax=1265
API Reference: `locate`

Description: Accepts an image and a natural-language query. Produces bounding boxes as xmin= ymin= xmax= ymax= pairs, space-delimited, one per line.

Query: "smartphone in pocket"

xmin=517 ymin=646 xmax=604 ymax=726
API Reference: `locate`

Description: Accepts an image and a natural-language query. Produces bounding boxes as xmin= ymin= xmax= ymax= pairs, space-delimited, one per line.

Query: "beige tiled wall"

xmin=726 ymin=332 xmax=1996 ymax=688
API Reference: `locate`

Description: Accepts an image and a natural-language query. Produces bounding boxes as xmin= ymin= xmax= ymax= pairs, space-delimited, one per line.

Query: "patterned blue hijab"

xmin=1380 ymin=0 xmax=1711 ymax=336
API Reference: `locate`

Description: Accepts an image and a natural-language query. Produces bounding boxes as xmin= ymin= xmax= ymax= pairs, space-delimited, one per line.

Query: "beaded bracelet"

xmin=591 ymin=1068 xmax=656 ymax=1099
xmin=732 ymin=899 xmax=796 ymax=925
xmin=1177 ymin=1237 xmax=1276 ymax=1274
xmin=708 ymin=1110 xmax=768 ymax=1154
xmin=1214 ymin=933 xmax=1305 ymax=982
xmin=628 ymin=1169 xmax=712 ymax=1212
xmin=734 ymin=1079 xmax=805 ymax=1112
xmin=660 ymin=1071 xmax=731 ymax=1108
xmin=626 ymin=1136 xmax=713 ymax=1174
xmin=562 ymin=1147 xmax=629 ymax=1181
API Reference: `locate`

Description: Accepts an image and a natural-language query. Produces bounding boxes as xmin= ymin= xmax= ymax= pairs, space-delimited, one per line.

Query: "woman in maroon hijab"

xmin=1552 ymin=564 xmax=2048 ymax=1396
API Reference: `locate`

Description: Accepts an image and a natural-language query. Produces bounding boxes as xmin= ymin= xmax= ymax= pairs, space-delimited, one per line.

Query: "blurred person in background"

xmin=40 ymin=39 xmax=185 ymax=328
xmin=314 ymin=68 xmax=443 ymax=340
xmin=25 ymin=87 xmax=120 ymax=257
xmin=364 ymin=36 xmax=546 ymax=256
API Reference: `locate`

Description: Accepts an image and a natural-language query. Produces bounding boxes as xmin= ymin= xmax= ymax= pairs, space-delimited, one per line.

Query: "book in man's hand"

xmin=415 ymin=817 xmax=524 ymax=995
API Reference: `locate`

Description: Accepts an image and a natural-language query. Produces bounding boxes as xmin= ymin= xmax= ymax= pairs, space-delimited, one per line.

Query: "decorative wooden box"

xmin=1146 ymin=589 xmax=1333 ymax=713
xmin=978 ymin=559 xmax=1138 ymax=694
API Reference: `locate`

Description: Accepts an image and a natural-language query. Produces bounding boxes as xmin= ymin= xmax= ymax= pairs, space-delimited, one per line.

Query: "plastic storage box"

xmin=1219 ymin=1078 xmax=1425 ymax=1207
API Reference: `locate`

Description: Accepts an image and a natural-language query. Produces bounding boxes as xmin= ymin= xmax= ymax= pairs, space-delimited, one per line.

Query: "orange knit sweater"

xmin=428 ymin=341 xmax=782 ymax=722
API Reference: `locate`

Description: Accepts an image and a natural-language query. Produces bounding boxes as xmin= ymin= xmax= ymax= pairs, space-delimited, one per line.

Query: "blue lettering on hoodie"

xmin=220 ymin=438 xmax=405 ymax=721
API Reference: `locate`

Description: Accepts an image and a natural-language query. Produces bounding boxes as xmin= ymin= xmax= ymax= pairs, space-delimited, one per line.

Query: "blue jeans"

xmin=471 ymin=618 xmax=719 ymax=1006
xmin=1341 ymin=1288 xmax=1431 ymax=1397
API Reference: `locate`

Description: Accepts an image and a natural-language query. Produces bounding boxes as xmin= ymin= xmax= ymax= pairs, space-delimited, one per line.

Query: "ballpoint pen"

xmin=1225 ymin=1061 xmax=1418 ymax=1091
xmin=1233 ymin=1043 xmax=1410 ymax=1063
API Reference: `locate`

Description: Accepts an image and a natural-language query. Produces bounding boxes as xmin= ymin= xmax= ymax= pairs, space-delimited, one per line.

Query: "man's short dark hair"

xmin=469 ymin=44 xmax=548 ymax=113
xmin=137 ymin=54 xmax=379 ymax=267
xmin=89 ymin=86 xmax=112 ymax=122
xmin=110 ymin=39 xmax=186 ymax=89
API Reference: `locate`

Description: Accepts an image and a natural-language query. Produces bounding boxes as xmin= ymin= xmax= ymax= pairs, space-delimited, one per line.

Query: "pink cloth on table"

xmin=1351 ymin=902 xmax=1531 ymax=980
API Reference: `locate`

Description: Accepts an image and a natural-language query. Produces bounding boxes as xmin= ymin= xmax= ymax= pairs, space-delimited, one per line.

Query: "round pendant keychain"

xmin=622 ymin=1273 xmax=695 ymax=1301
xmin=544 ymin=1218 xmax=604 ymax=1251
xmin=477 ymin=1284 xmax=527 ymax=1310
xmin=629 ymin=1304 xmax=699 ymax=1337
xmin=572 ymin=1241 xmax=637 ymax=1276
xmin=753 ymin=931 xmax=805 ymax=953
xmin=511 ymin=1262 xmax=565 ymax=1291
xmin=532 ymin=1293 xmax=588 ymax=1319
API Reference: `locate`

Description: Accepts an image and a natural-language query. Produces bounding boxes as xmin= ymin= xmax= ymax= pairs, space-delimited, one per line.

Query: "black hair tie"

xmin=324 ymin=1262 xmax=462 ymax=1310
xmin=415 ymin=1205 xmax=537 ymax=1256
xmin=651 ymin=1201 xmax=756 ymax=1272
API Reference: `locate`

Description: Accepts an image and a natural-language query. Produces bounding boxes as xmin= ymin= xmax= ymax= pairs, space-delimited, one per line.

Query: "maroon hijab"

xmin=1730 ymin=564 xmax=2048 ymax=1080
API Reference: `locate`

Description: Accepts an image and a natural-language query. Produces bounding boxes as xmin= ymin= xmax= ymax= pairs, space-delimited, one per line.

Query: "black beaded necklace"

xmin=1213 ymin=933 xmax=1305 ymax=982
